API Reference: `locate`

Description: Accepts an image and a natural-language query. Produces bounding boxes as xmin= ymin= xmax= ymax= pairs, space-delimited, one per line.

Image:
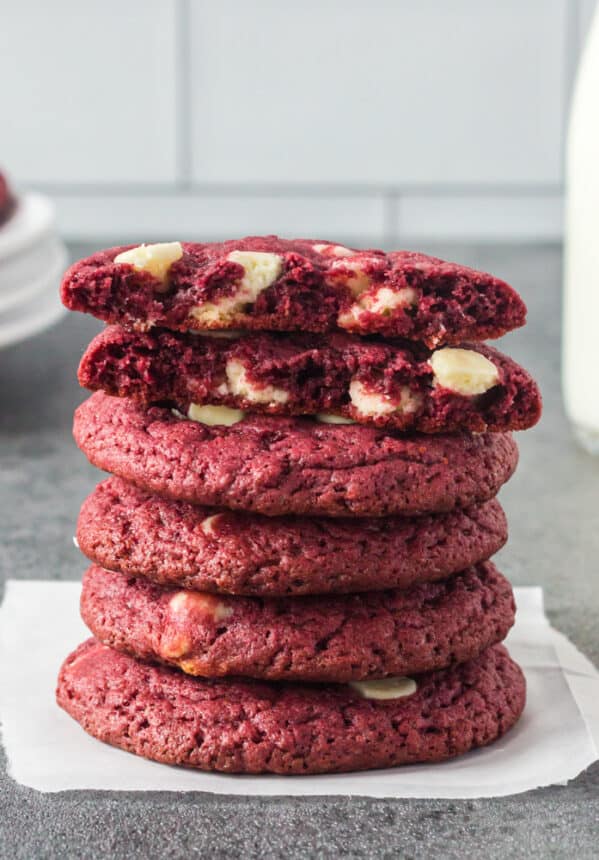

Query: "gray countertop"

xmin=1 ymin=243 xmax=598 ymax=859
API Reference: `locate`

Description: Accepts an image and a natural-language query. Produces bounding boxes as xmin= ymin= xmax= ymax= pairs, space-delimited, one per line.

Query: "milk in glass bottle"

xmin=564 ymin=5 xmax=599 ymax=453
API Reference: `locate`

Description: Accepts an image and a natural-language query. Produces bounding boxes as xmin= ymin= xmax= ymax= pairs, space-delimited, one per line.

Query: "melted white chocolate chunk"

xmin=329 ymin=259 xmax=374 ymax=297
xmin=349 ymin=379 xmax=422 ymax=417
xmin=315 ymin=413 xmax=357 ymax=425
xmin=168 ymin=591 xmax=232 ymax=622
xmin=187 ymin=403 xmax=245 ymax=426
xmin=225 ymin=359 xmax=289 ymax=404
xmin=199 ymin=514 xmax=223 ymax=536
xmin=313 ymin=243 xmax=354 ymax=257
xmin=430 ymin=348 xmax=499 ymax=396
xmin=162 ymin=591 xmax=233 ymax=658
xmin=338 ymin=285 xmax=418 ymax=326
xmin=368 ymin=286 xmax=418 ymax=314
xmin=328 ymin=255 xmax=386 ymax=296
xmin=349 ymin=676 xmax=417 ymax=700
xmin=160 ymin=591 xmax=233 ymax=660
xmin=227 ymin=250 xmax=283 ymax=294
xmin=189 ymin=250 xmax=283 ymax=324
xmin=161 ymin=634 xmax=190 ymax=660
xmin=114 ymin=242 xmax=183 ymax=291
xmin=349 ymin=380 xmax=396 ymax=417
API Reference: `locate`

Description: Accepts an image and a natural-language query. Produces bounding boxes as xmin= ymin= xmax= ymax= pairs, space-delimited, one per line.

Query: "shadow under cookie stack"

xmin=56 ymin=237 xmax=541 ymax=776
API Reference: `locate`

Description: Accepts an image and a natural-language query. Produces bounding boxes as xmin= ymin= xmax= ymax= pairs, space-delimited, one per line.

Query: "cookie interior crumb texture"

xmin=61 ymin=237 xmax=527 ymax=347
xmin=77 ymin=327 xmax=541 ymax=433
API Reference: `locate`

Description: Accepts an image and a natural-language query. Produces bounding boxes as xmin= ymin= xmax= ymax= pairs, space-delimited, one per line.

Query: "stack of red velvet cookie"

xmin=56 ymin=237 xmax=540 ymax=775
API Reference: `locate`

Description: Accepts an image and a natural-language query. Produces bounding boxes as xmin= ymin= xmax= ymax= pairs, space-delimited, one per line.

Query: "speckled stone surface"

xmin=1 ymin=243 xmax=598 ymax=859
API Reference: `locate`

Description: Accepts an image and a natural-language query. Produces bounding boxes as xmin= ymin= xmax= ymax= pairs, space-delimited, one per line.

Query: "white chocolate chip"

xmin=349 ymin=380 xmax=396 ymax=416
xmin=168 ymin=592 xmax=192 ymax=615
xmin=332 ymin=265 xmax=371 ymax=297
xmin=187 ymin=403 xmax=245 ymax=426
xmin=114 ymin=242 xmax=183 ymax=291
xmin=430 ymin=348 xmax=499 ymax=396
xmin=313 ymin=243 xmax=354 ymax=257
xmin=169 ymin=591 xmax=233 ymax=622
xmin=338 ymin=285 xmax=418 ymax=326
xmin=189 ymin=303 xmax=234 ymax=324
xmin=160 ymin=634 xmax=191 ymax=659
xmin=225 ymin=359 xmax=289 ymax=405
xmin=315 ymin=413 xmax=357 ymax=425
xmin=349 ymin=379 xmax=422 ymax=418
xmin=349 ymin=676 xmax=417 ymax=701
xmin=337 ymin=307 xmax=359 ymax=327
xmin=328 ymin=256 xmax=384 ymax=298
xmin=227 ymin=250 xmax=283 ymax=293
xmin=189 ymin=250 xmax=283 ymax=324
xmin=162 ymin=591 xmax=233 ymax=658
xmin=200 ymin=514 xmax=223 ymax=536
xmin=398 ymin=387 xmax=423 ymax=414
xmin=212 ymin=602 xmax=233 ymax=622
xmin=368 ymin=286 xmax=418 ymax=314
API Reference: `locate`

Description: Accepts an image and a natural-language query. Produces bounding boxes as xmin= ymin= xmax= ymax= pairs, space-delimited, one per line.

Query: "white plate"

xmin=0 ymin=243 xmax=68 ymax=312
xmin=0 ymin=193 xmax=57 ymax=260
xmin=0 ymin=231 xmax=66 ymax=295
xmin=0 ymin=266 xmax=65 ymax=349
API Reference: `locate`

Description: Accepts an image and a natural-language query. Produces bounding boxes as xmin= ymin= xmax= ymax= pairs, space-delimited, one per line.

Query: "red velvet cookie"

xmin=80 ymin=562 xmax=515 ymax=682
xmin=79 ymin=326 xmax=541 ymax=433
xmin=73 ymin=392 xmax=519 ymax=517
xmin=60 ymin=237 xmax=526 ymax=347
xmin=78 ymin=478 xmax=507 ymax=596
xmin=56 ymin=640 xmax=525 ymax=775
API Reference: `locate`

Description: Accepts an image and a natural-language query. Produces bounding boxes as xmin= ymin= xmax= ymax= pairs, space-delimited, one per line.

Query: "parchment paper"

xmin=1 ymin=581 xmax=597 ymax=797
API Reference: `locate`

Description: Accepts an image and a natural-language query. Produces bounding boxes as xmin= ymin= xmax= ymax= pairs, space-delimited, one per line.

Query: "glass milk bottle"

xmin=564 ymin=5 xmax=599 ymax=454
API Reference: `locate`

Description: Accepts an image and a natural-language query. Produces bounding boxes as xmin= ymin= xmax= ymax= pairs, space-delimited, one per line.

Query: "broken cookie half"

xmin=61 ymin=236 xmax=526 ymax=348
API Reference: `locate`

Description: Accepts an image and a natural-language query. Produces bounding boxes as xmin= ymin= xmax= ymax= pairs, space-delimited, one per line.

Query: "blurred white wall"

xmin=0 ymin=0 xmax=596 ymax=245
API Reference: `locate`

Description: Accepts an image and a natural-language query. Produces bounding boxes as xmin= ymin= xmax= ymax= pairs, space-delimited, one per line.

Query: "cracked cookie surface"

xmin=73 ymin=392 xmax=518 ymax=517
xmin=78 ymin=477 xmax=508 ymax=595
xmin=79 ymin=326 xmax=541 ymax=433
xmin=81 ymin=562 xmax=515 ymax=682
xmin=57 ymin=640 xmax=525 ymax=774
xmin=61 ymin=236 xmax=526 ymax=347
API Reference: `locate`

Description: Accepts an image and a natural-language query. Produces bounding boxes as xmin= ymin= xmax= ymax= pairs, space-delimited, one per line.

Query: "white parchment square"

xmin=0 ymin=581 xmax=597 ymax=797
